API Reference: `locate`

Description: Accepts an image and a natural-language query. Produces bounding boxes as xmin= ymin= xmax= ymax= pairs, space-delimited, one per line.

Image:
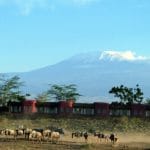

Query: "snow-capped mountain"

xmin=99 ymin=50 xmax=148 ymax=61
xmin=7 ymin=50 xmax=150 ymax=102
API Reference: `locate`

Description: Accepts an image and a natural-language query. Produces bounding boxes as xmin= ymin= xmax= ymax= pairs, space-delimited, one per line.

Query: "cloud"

xmin=0 ymin=0 xmax=98 ymax=15
xmin=99 ymin=50 xmax=148 ymax=61
xmin=0 ymin=0 xmax=56 ymax=15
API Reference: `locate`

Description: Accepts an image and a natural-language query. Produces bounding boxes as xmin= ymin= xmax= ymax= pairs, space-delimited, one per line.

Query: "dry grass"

xmin=0 ymin=132 xmax=149 ymax=150
xmin=0 ymin=115 xmax=150 ymax=149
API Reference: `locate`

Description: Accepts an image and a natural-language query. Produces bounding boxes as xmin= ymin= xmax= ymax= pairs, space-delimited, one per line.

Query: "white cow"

xmin=51 ymin=131 xmax=60 ymax=143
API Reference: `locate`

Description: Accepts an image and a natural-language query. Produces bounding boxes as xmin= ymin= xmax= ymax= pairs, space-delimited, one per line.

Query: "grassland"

xmin=0 ymin=114 xmax=150 ymax=150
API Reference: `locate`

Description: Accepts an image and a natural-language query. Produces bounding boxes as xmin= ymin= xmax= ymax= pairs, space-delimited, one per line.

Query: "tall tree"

xmin=109 ymin=84 xmax=144 ymax=104
xmin=133 ymin=84 xmax=144 ymax=104
xmin=64 ymin=84 xmax=81 ymax=101
xmin=0 ymin=75 xmax=25 ymax=106
xmin=47 ymin=84 xmax=81 ymax=102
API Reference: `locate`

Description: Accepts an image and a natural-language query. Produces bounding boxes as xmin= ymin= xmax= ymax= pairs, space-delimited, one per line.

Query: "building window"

xmin=18 ymin=106 xmax=22 ymax=112
xmin=146 ymin=111 xmax=150 ymax=117
xmin=60 ymin=108 xmax=64 ymax=113
xmin=14 ymin=106 xmax=18 ymax=113
xmin=24 ymin=106 xmax=32 ymax=113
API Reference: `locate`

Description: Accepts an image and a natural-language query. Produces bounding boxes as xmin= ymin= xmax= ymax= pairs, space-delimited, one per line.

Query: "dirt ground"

xmin=0 ymin=133 xmax=150 ymax=150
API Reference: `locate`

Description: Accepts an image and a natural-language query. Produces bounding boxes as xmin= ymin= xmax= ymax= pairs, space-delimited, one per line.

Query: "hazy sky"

xmin=0 ymin=0 xmax=150 ymax=73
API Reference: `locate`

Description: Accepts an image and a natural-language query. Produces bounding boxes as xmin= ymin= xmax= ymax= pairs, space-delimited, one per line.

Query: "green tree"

xmin=109 ymin=84 xmax=144 ymax=104
xmin=133 ymin=84 xmax=144 ymax=104
xmin=0 ymin=75 xmax=25 ymax=106
xmin=47 ymin=84 xmax=81 ymax=102
xmin=63 ymin=84 xmax=81 ymax=101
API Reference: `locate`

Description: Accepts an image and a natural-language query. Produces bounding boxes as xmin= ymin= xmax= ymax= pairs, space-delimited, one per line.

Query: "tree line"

xmin=0 ymin=75 xmax=81 ymax=106
xmin=0 ymin=75 xmax=150 ymax=106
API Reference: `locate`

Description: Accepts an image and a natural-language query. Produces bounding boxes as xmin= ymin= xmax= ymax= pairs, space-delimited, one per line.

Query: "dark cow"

xmin=46 ymin=126 xmax=64 ymax=134
xmin=109 ymin=133 xmax=118 ymax=144
xmin=83 ymin=132 xmax=88 ymax=142
xmin=72 ymin=131 xmax=83 ymax=138
xmin=72 ymin=131 xmax=88 ymax=142
xmin=94 ymin=132 xmax=109 ymax=142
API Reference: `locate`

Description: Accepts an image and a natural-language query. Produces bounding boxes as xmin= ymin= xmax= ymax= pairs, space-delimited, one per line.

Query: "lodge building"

xmin=5 ymin=99 xmax=150 ymax=118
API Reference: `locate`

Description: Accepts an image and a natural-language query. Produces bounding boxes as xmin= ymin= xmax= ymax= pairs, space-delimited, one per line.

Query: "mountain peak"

xmin=99 ymin=50 xmax=148 ymax=62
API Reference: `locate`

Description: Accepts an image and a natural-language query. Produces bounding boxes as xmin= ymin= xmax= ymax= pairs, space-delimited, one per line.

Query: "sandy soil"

xmin=0 ymin=132 xmax=149 ymax=150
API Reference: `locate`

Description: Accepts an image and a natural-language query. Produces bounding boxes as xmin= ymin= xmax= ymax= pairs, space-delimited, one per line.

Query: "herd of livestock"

xmin=0 ymin=126 xmax=118 ymax=144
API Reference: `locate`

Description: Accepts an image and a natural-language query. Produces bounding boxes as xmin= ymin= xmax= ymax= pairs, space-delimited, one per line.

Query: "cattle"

xmin=29 ymin=130 xmax=43 ymax=143
xmin=94 ymin=132 xmax=109 ymax=142
xmin=46 ymin=126 xmax=64 ymax=134
xmin=43 ymin=129 xmax=51 ymax=141
xmin=72 ymin=131 xmax=83 ymax=138
xmin=54 ymin=128 xmax=64 ymax=135
xmin=109 ymin=133 xmax=118 ymax=144
xmin=72 ymin=131 xmax=88 ymax=142
xmin=24 ymin=128 xmax=33 ymax=140
xmin=83 ymin=132 xmax=88 ymax=142
xmin=0 ymin=129 xmax=5 ymax=136
xmin=4 ymin=129 xmax=17 ymax=140
xmin=16 ymin=129 xmax=24 ymax=137
xmin=51 ymin=131 xmax=60 ymax=143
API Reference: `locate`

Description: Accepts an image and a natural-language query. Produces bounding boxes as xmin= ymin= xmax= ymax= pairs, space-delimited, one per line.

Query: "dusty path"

xmin=0 ymin=133 xmax=149 ymax=150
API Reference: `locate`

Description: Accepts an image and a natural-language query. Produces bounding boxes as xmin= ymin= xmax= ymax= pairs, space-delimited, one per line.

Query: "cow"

xmin=29 ymin=130 xmax=43 ymax=143
xmin=16 ymin=129 xmax=24 ymax=137
xmin=94 ymin=132 xmax=109 ymax=142
xmin=4 ymin=129 xmax=17 ymax=140
xmin=46 ymin=126 xmax=64 ymax=134
xmin=83 ymin=132 xmax=88 ymax=142
xmin=72 ymin=131 xmax=88 ymax=142
xmin=51 ymin=131 xmax=60 ymax=143
xmin=24 ymin=128 xmax=33 ymax=140
xmin=109 ymin=133 xmax=118 ymax=144
xmin=72 ymin=131 xmax=83 ymax=138
xmin=43 ymin=129 xmax=51 ymax=142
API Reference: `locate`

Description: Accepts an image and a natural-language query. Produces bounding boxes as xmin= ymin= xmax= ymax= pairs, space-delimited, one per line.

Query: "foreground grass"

xmin=0 ymin=114 xmax=150 ymax=134
xmin=0 ymin=114 xmax=150 ymax=150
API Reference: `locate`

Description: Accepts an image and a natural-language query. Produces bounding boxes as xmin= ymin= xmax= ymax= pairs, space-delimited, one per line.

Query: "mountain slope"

xmin=13 ymin=51 xmax=150 ymax=102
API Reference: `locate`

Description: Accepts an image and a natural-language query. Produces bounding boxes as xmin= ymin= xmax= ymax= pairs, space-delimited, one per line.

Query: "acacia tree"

xmin=109 ymin=84 xmax=144 ymax=104
xmin=47 ymin=84 xmax=81 ymax=102
xmin=0 ymin=75 xmax=25 ymax=106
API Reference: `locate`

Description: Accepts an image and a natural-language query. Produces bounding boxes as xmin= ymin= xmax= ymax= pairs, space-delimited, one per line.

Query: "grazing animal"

xmin=51 ymin=131 xmax=60 ymax=143
xmin=72 ymin=131 xmax=83 ymax=138
xmin=109 ymin=133 xmax=118 ymax=144
xmin=16 ymin=129 xmax=24 ymax=136
xmin=54 ymin=128 xmax=64 ymax=135
xmin=24 ymin=128 xmax=33 ymax=140
xmin=72 ymin=131 xmax=88 ymax=142
xmin=0 ymin=129 xmax=5 ymax=135
xmin=29 ymin=130 xmax=43 ymax=143
xmin=83 ymin=132 xmax=88 ymax=142
xmin=46 ymin=126 xmax=64 ymax=134
xmin=94 ymin=132 xmax=109 ymax=142
xmin=43 ymin=129 xmax=51 ymax=141
xmin=4 ymin=129 xmax=17 ymax=140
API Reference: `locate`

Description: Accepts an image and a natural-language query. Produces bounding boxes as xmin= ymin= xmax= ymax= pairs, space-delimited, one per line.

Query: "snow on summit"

xmin=99 ymin=50 xmax=148 ymax=61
